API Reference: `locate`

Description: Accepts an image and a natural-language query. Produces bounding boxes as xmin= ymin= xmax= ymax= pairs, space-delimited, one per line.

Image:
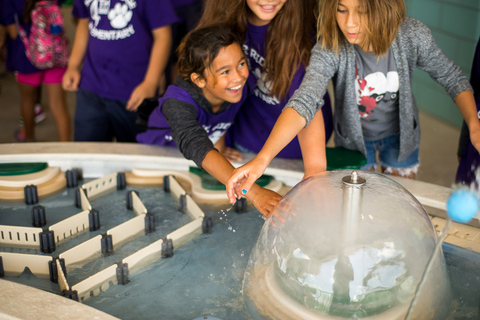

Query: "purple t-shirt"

xmin=173 ymin=0 xmax=199 ymax=9
xmin=72 ymin=0 xmax=178 ymax=100
xmin=227 ymin=22 xmax=333 ymax=158
xmin=1 ymin=0 xmax=41 ymax=73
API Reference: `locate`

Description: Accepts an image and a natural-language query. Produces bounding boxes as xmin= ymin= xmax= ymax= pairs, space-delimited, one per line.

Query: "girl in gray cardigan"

xmin=226 ymin=0 xmax=480 ymax=206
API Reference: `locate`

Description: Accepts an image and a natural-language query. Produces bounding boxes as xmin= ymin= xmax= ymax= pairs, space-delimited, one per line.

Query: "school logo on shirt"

xmin=245 ymin=46 xmax=280 ymax=105
xmin=85 ymin=0 xmax=136 ymax=40
xmin=204 ymin=123 xmax=232 ymax=144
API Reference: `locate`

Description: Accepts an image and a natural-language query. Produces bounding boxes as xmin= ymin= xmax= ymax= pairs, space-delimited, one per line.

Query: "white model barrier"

xmin=0 ymin=225 xmax=42 ymax=249
xmin=0 ymin=252 xmax=52 ymax=278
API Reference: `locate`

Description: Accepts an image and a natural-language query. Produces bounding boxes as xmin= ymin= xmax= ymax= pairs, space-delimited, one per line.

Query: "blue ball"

xmin=446 ymin=190 xmax=479 ymax=223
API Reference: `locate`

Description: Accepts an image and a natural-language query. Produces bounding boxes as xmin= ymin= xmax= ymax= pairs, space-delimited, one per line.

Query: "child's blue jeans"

xmin=74 ymin=88 xmax=137 ymax=142
xmin=361 ymin=134 xmax=419 ymax=171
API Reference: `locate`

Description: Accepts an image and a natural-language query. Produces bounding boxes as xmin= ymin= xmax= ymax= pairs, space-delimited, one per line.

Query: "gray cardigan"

xmin=287 ymin=17 xmax=472 ymax=161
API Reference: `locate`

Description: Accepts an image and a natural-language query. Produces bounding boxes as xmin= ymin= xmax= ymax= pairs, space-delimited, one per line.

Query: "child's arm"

xmin=126 ymin=25 xmax=172 ymax=111
xmin=62 ymin=18 xmax=89 ymax=91
xmin=162 ymin=98 xmax=283 ymax=218
xmin=202 ymin=150 xmax=283 ymax=220
xmin=454 ymin=91 xmax=480 ymax=153
xmin=298 ymin=108 xmax=327 ymax=179
xmin=4 ymin=24 xmax=17 ymax=39
xmin=226 ymin=107 xmax=307 ymax=204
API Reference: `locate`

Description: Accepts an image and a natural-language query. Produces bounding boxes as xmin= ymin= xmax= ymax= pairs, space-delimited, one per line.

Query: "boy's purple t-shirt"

xmin=1 ymin=0 xmax=41 ymax=73
xmin=72 ymin=0 xmax=178 ymax=101
xmin=227 ymin=22 xmax=333 ymax=159
xmin=137 ymin=85 xmax=244 ymax=147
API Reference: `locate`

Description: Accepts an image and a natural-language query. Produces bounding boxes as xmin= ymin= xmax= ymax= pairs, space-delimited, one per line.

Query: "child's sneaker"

xmin=18 ymin=104 xmax=47 ymax=125
xmin=14 ymin=127 xmax=27 ymax=142
xmin=34 ymin=104 xmax=47 ymax=123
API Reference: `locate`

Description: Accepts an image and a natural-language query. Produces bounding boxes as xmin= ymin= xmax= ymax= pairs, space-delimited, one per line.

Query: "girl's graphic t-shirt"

xmin=354 ymin=45 xmax=400 ymax=141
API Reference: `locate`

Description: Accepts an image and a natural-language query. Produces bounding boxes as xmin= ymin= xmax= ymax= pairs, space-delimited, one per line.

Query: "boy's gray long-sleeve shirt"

xmin=287 ymin=17 xmax=472 ymax=161
xmin=162 ymin=77 xmax=232 ymax=168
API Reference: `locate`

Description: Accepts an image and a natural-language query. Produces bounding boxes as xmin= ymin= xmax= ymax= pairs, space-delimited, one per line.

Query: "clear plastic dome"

xmin=243 ymin=170 xmax=452 ymax=320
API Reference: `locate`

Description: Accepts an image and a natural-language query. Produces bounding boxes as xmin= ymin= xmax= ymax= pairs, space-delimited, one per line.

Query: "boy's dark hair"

xmin=177 ymin=25 xmax=243 ymax=82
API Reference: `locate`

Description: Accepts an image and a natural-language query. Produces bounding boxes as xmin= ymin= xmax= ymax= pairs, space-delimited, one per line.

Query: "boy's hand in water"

xmin=244 ymin=185 xmax=284 ymax=222
xmin=226 ymin=157 xmax=269 ymax=204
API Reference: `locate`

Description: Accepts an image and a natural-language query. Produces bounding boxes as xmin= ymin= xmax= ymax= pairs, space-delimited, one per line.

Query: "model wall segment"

xmin=168 ymin=175 xmax=186 ymax=200
xmin=0 ymin=225 xmax=43 ymax=249
xmin=72 ymin=264 xmax=118 ymax=302
xmin=122 ymin=239 xmax=164 ymax=275
xmin=49 ymin=210 xmax=90 ymax=244
xmin=57 ymin=258 xmax=70 ymax=292
xmin=131 ymin=191 xmax=147 ymax=215
xmin=59 ymin=235 xmax=103 ymax=273
xmin=82 ymin=172 xmax=118 ymax=199
xmin=185 ymin=194 xmax=205 ymax=220
xmin=0 ymin=252 xmax=52 ymax=278
xmin=107 ymin=215 xmax=146 ymax=250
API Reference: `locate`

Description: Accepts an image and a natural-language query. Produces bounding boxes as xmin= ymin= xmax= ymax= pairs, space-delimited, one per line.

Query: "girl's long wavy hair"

xmin=196 ymin=0 xmax=318 ymax=100
xmin=317 ymin=0 xmax=405 ymax=57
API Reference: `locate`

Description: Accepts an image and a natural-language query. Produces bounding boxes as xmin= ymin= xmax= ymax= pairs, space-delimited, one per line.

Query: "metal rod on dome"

xmin=332 ymin=171 xmax=367 ymax=300
xmin=341 ymin=171 xmax=366 ymax=246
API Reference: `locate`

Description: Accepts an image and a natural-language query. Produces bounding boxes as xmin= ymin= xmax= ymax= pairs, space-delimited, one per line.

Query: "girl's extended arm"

xmin=226 ymin=107 xmax=307 ymax=204
xmin=126 ymin=25 xmax=172 ymax=111
xmin=62 ymin=18 xmax=89 ymax=91
xmin=454 ymin=90 xmax=480 ymax=153
xmin=202 ymin=150 xmax=283 ymax=219
xmin=298 ymin=109 xmax=327 ymax=179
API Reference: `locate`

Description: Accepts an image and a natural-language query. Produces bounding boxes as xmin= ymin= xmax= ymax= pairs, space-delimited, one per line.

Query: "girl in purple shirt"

xmin=197 ymin=0 xmax=333 ymax=162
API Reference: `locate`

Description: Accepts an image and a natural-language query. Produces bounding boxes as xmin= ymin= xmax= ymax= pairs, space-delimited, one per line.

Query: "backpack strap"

xmin=14 ymin=14 xmax=29 ymax=47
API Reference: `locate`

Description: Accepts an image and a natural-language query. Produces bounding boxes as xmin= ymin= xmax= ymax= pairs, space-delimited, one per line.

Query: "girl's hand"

xmin=126 ymin=81 xmax=156 ymax=111
xmin=62 ymin=67 xmax=81 ymax=91
xmin=226 ymin=157 xmax=268 ymax=204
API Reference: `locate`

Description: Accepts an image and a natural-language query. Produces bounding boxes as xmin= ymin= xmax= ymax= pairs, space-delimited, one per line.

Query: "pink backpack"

xmin=18 ymin=0 xmax=69 ymax=70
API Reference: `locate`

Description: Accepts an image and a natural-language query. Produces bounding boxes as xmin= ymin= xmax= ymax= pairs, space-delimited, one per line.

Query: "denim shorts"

xmin=361 ymin=135 xmax=419 ymax=170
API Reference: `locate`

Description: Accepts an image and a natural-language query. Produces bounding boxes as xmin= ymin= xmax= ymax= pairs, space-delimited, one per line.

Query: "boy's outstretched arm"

xmin=455 ymin=90 xmax=480 ymax=153
xmin=298 ymin=109 xmax=327 ymax=180
xmin=202 ymin=150 xmax=283 ymax=220
xmin=226 ymin=107 xmax=307 ymax=203
xmin=126 ymin=25 xmax=172 ymax=111
xmin=62 ymin=18 xmax=89 ymax=91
